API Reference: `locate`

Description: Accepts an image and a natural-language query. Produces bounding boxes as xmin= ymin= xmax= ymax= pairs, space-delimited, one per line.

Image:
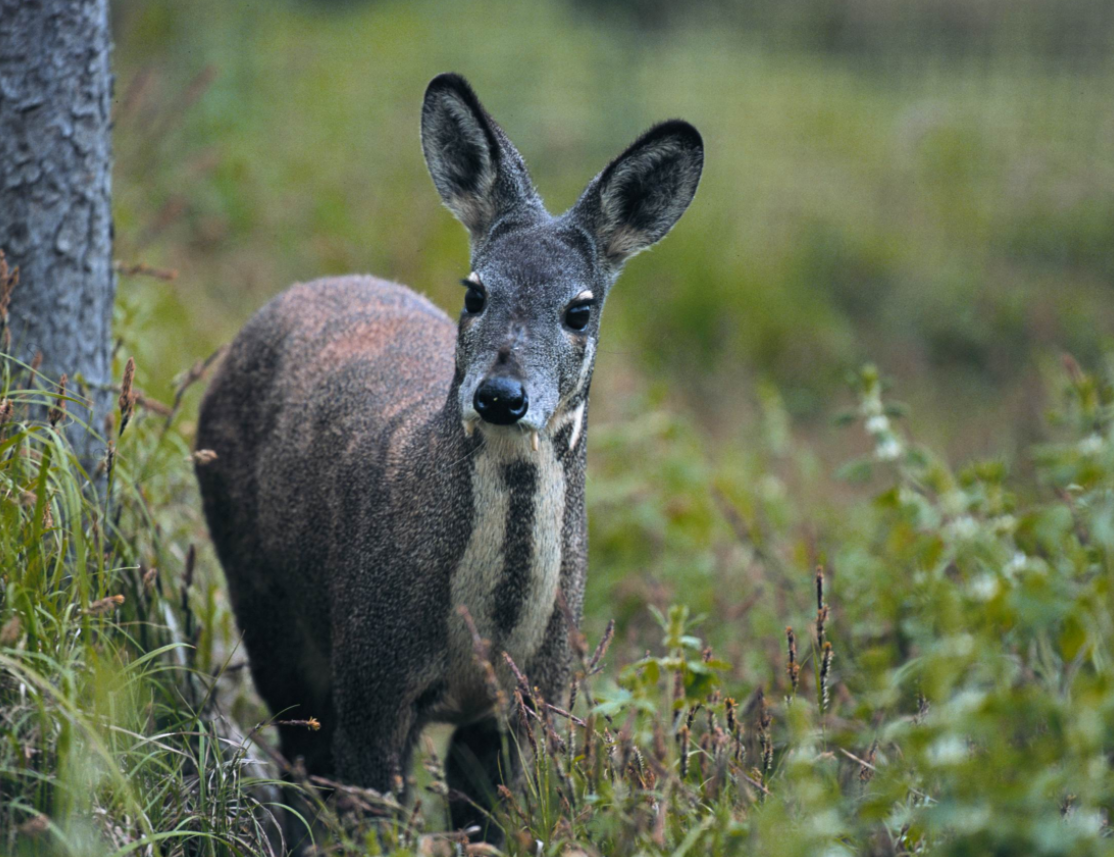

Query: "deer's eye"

xmin=565 ymin=300 xmax=592 ymax=331
xmin=461 ymin=280 xmax=486 ymax=314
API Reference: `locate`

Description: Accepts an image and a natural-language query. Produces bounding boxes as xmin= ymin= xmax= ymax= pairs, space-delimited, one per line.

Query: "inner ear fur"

xmin=420 ymin=73 xmax=541 ymax=240
xmin=572 ymin=120 xmax=704 ymax=269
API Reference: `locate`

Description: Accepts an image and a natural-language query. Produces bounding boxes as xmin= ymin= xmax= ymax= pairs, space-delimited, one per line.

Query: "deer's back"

xmin=196 ymin=276 xmax=459 ymax=641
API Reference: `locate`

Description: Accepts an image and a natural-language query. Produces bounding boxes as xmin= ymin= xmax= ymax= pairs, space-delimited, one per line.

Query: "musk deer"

xmin=195 ymin=72 xmax=702 ymax=837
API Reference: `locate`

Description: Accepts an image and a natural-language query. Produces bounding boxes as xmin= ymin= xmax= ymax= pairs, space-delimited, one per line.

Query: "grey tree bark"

xmin=0 ymin=0 xmax=115 ymax=463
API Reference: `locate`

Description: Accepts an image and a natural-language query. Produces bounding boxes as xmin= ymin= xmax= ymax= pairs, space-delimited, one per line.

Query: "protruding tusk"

xmin=531 ymin=431 xmax=539 ymax=452
xmin=463 ymin=420 xmax=476 ymax=438
xmin=568 ymin=402 xmax=586 ymax=452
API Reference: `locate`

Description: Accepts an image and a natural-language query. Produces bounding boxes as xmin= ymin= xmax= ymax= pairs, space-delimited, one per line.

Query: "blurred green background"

xmin=111 ymin=0 xmax=1114 ymax=466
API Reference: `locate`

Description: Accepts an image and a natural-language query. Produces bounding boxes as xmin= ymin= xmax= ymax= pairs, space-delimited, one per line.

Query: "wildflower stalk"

xmin=820 ymin=641 xmax=834 ymax=714
xmin=786 ymin=626 xmax=799 ymax=699
xmin=678 ymin=724 xmax=690 ymax=780
xmin=118 ymin=356 xmax=137 ymax=436
xmin=48 ymin=374 xmax=67 ymax=428
xmin=815 ymin=566 xmax=828 ymax=647
xmin=757 ymin=688 xmax=773 ymax=781
xmin=0 ymin=250 xmax=17 ymax=353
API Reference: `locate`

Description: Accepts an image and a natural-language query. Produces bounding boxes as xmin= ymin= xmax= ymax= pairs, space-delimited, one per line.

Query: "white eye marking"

xmin=575 ymin=290 xmax=594 ymax=302
xmin=466 ymin=271 xmax=482 ymax=285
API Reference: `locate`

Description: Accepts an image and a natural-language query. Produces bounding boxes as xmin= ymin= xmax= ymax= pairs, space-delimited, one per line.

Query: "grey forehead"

xmin=473 ymin=222 xmax=600 ymax=289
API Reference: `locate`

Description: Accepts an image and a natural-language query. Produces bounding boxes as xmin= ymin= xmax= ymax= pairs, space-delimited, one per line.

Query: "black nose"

xmin=474 ymin=377 xmax=529 ymax=425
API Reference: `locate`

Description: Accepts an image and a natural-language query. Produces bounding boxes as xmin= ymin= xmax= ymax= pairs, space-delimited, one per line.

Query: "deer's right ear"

xmin=569 ymin=120 xmax=703 ymax=273
xmin=421 ymin=73 xmax=540 ymax=241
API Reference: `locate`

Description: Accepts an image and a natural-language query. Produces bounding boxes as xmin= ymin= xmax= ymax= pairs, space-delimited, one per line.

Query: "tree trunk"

xmin=0 ymin=0 xmax=115 ymax=463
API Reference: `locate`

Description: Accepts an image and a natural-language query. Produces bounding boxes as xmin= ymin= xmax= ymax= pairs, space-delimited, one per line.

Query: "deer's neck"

xmin=442 ymin=392 xmax=587 ymax=715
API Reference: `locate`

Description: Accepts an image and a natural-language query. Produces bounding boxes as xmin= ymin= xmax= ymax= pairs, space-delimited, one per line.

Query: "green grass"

xmin=0 ymin=342 xmax=296 ymax=855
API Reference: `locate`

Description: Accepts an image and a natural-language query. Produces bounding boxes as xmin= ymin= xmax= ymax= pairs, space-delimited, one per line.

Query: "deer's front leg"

xmin=445 ymin=714 xmax=516 ymax=841
xmin=332 ymin=667 xmax=419 ymax=800
xmin=329 ymin=606 xmax=438 ymax=803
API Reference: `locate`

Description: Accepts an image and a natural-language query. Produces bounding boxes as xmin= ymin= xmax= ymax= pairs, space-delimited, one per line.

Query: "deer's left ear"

xmin=568 ymin=120 xmax=703 ymax=271
xmin=421 ymin=73 xmax=543 ymax=242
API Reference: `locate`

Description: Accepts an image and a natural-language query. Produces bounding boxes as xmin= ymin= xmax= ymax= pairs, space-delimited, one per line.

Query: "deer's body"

xmin=196 ymin=74 xmax=701 ymax=839
xmin=198 ymin=275 xmax=585 ymax=778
